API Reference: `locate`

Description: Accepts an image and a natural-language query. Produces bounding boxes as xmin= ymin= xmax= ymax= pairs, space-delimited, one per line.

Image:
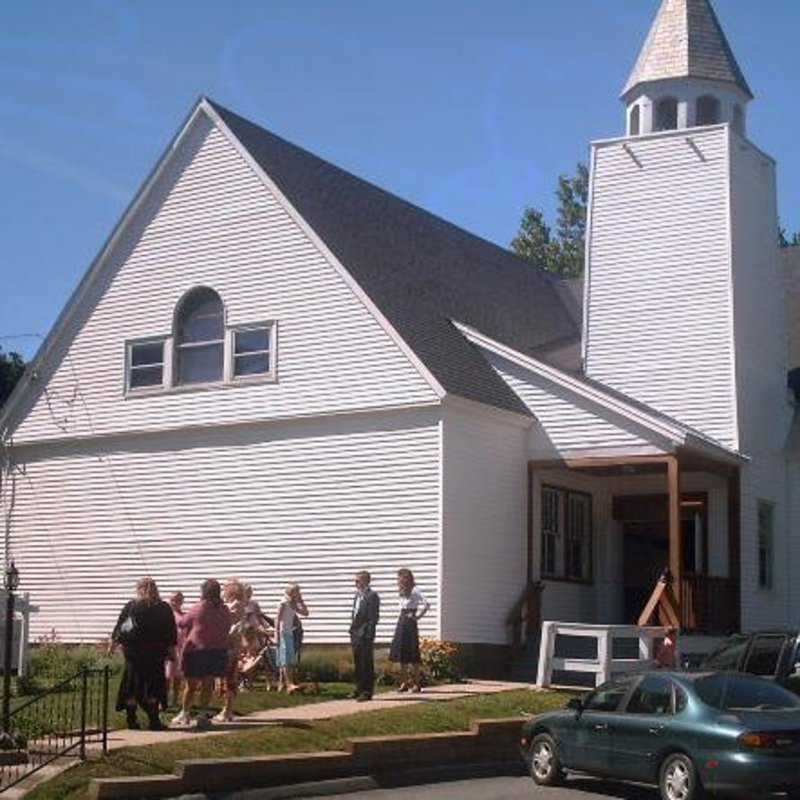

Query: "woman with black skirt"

xmin=110 ymin=577 xmax=177 ymax=730
xmin=389 ymin=568 xmax=430 ymax=692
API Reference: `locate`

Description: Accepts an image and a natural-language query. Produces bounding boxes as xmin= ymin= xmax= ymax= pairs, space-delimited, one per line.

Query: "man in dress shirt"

xmin=349 ymin=570 xmax=380 ymax=701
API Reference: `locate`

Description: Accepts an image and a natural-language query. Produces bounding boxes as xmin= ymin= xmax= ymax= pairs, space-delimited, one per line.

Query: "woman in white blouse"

xmin=388 ymin=568 xmax=430 ymax=692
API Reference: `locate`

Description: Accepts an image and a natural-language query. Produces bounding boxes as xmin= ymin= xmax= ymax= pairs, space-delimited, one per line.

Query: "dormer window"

xmin=629 ymin=105 xmax=641 ymax=136
xmin=175 ymin=287 xmax=224 ymax=385
xmin=655 ymin=98 xmax=678 ymax=132
xmin=696 ymin=95 xmax=721 ymax=126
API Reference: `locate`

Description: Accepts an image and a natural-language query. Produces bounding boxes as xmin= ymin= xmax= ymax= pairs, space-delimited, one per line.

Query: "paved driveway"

xmin=308 ymin=775 xmax=660 ymax=800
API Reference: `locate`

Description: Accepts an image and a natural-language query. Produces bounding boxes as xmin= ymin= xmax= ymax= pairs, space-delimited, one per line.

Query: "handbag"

xmin=117 ymin=609 xmax=139 ymax=645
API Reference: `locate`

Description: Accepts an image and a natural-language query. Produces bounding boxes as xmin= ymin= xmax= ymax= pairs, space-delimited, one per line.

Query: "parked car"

xmin=699 ymin=631 xmax=800 ymax=696
xmin=521 ymin=671 xmax=800 ymax=799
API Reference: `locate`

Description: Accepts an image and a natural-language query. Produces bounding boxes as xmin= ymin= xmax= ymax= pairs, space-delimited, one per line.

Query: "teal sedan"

xmin=520 ymin=671 xmax=800 ymax=799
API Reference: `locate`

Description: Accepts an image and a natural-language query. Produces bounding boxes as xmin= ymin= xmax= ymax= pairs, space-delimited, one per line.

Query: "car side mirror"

xmin=567 ymin=697 xmax=583 ymax=713
xmin=792 ymin=662 xmax=800 ymax=677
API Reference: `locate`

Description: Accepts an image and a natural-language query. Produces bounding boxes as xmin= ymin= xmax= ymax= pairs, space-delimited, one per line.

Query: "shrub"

xmin=420 ymin=638 xmax=463 ymax=683
xmin=20 ymin=630 xmax=118 ymax=695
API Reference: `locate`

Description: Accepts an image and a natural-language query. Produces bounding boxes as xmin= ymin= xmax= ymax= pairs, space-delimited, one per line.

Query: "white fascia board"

xmin=0 ymin=99 xmax=211 ymax=435
xmin=200 ymin=100 xmax=446 ymax=402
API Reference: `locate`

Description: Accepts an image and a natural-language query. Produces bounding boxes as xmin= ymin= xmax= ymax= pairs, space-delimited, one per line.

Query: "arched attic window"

xmin=175 ymin=287 xmax=224 ymax=384
xmin=629 ymin=105 xmax=641 ymax=136
xmin=655 ymin=97 xmax=678 ymax=132
xmin=696 ymin=95 xmax=721 ymax=126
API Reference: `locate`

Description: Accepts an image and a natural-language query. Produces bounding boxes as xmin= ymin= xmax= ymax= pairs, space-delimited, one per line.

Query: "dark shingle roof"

xmin=209 ymin=100 xmax=580 ymax=416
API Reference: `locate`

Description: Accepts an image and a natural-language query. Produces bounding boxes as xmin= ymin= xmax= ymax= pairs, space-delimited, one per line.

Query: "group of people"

xmin=110 ymin=568 xmax=428 ymax=729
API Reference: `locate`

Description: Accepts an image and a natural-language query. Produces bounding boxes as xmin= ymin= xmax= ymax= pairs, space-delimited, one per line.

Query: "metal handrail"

xmin=1 ymin=665 xmax=110 ymax=793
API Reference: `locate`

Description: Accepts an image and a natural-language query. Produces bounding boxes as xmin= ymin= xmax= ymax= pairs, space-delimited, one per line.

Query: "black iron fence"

xmin=0 ymin=666 xmax=110 ymax=793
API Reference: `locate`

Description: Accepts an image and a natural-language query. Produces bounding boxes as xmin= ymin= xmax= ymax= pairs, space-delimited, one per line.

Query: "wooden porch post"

xmin=667 ymin=456 xmax=683 ymax=616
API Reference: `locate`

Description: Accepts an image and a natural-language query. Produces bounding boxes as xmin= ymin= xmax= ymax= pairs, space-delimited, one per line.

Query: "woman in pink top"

xmin=171 ymin=579 xmax=232 ymax=727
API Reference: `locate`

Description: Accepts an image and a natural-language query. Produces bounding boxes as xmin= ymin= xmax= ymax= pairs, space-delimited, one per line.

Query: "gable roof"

xmin=0 ymin=98 xmax=582 ymax=431
xmin=206 ymin=100 xmax=580 ymax=418
xmin=623 ymin=0 xmax=753 ymax=99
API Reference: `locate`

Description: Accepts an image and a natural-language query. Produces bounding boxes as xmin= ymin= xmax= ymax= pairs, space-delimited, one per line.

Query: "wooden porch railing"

xmin=506 ymin=581 xmax=544 ymax=656
xmin=681 ymin=575 xmax=738 ymax=635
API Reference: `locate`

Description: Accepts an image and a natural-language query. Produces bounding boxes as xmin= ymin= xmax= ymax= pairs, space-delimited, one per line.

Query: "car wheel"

xmin=659 ymin=753 xmax=704 ymax=800
xmin=529 ymin=733 xmax=564 ymax=787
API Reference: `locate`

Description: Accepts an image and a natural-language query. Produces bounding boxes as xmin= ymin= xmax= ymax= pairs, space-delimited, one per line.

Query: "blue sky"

xmin=2 ymin=0 xmax=799 ymax=360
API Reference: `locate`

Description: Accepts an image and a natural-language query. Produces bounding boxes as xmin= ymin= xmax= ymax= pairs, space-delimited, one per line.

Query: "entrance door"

xmin=615 ymin=493 xmax=708 ymax=624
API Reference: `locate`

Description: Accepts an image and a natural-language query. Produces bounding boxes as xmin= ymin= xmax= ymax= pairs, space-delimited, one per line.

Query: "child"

xmin=275 ymin=584 xmax=309 ymax=693
xmin=656 ymin=626 xmax=679 ymax=669
xmin=165 ymin=592 xmax=186 ymax=708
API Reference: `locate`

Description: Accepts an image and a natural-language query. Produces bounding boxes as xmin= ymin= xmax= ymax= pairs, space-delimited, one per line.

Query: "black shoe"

xmin=357 ymin=694 xmax=373 ymax=703
xmin=125 ymin=709 xmax=141 ymax=730
xmin=148 ymin=718 xmax=167 ymax=732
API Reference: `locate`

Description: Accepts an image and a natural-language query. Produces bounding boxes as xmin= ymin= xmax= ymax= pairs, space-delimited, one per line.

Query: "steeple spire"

xmin=621 ymin=0 xmax=753 ymax=137
xmin=623 ymin=0 xmax=752 ymax=100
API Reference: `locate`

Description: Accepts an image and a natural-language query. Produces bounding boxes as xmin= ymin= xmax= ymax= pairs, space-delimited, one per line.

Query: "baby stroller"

xmin=238 ymin=615 xmax=279 ymax=691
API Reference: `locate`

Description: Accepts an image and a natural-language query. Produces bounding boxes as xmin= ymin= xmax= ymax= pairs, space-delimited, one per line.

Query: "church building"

xmin=2 ymin=0 xmax=798 ymax=671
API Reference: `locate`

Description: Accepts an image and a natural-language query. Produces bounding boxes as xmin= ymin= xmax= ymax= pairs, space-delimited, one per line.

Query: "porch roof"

xmin=454 ymin=320 xmax=746 ymax=473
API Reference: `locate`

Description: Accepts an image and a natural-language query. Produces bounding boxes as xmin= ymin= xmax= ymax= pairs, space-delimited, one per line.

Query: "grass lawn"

xmin=27 ymin=689 xmax=569 ymax=800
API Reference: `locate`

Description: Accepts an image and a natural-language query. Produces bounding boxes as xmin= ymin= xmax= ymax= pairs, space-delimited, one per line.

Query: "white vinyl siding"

xmin=728 ymin=135 xmax=793 ymax=630
xmin=7 ymin=410 xmax=441 ymax=644
xmin=7 ymin=112 xmax=436 ymax=445
xmin=585 ymin=126 xmax=737 ymax=449
xmin=440 ymin=407 xmax=527 ymax=645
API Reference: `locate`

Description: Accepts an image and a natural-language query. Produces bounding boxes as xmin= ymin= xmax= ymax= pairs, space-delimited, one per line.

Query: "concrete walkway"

xmin=101 ymin=680 xmax=532 ymax=750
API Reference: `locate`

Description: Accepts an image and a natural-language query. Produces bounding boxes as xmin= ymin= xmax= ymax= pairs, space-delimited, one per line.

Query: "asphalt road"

xmin=307 ymin=775 xmax=660 ymax=800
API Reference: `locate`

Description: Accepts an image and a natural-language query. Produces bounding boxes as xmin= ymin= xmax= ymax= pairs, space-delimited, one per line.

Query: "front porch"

xmin=526 ymin=451 xmax=741 ymax=637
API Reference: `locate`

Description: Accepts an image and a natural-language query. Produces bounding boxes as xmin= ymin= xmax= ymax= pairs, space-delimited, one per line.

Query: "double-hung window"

xmin=127 ymin=340 xmax=166 ymax=391
xmin=541 ymin=486 xmax=592 ymax=582
xmin=758 ymin=500 xmax=774 ymax=589
xmin=231 ymin=325 xmax=273 ymax=379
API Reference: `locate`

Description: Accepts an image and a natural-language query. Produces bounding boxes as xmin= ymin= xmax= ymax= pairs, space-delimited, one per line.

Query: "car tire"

xmin=529 ymin=733 xmax=565 ymax=787
xmin=659 ymin=753 xmax=705 ymax=800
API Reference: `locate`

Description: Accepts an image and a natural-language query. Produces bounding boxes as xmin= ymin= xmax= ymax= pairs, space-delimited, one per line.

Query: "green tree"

xmin=0 ymin=350 xmax=25 ymax=409
xmin=512 ymin=163 xmax=589 ymax=278
xmin=780 ymin=227 xmax=800 ymax=248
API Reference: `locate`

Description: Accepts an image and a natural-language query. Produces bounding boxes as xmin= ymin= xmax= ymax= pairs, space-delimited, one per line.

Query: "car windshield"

xmin=695 ymin=674 xmax=800 ymax=711
xmin=702 ymin=635 xmax=749 ymax=671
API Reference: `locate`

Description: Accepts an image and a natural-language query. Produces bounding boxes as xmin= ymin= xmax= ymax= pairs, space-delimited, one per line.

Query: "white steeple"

xmin=623 ymin=0 xmax=753 ymax=137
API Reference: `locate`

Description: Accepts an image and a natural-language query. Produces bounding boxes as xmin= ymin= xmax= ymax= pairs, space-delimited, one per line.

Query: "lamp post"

xmin=2 ymin=561 xmax=19 ymax=732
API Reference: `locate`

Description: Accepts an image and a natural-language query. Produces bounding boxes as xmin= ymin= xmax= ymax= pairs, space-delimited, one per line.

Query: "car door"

xmin=612 ymin=674 xmax=679 ymax=783
xmin=568 ymin=679 xmax=632 ymax=776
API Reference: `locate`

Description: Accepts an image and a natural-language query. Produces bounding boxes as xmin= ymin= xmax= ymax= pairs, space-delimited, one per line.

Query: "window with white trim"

xmin=127 ymin=340 xmax=165 ymax=390
xmin=232 ymin=325 xmax=272 ymax=379
xmin=176 ymin=287 xmax=224 ymax=385
xmin=758 ymin=500 xmax=774 ymax=589
xmin=541 ymin=486 xmax=592 ymax=582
